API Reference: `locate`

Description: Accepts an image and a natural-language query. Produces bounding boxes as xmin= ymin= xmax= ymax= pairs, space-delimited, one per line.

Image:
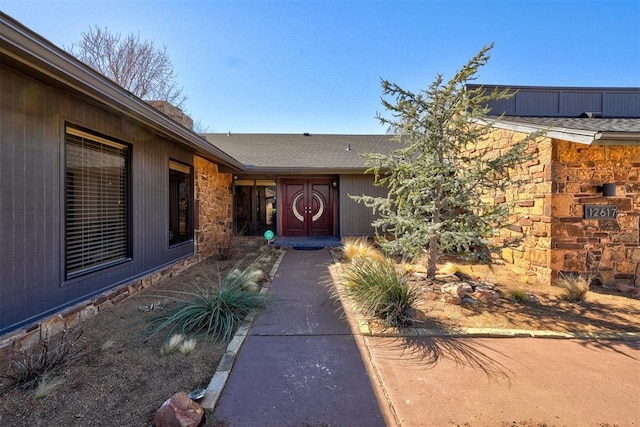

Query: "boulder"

xmin=472 ymin=287 xmax=501 ymax=304
xmin=441 ymin=282 xmax=474 ymax=299
xmin=461 ymin=295 xmax=478 ymax=305
xmin=154 ymin=391 xmax=204 ymax=427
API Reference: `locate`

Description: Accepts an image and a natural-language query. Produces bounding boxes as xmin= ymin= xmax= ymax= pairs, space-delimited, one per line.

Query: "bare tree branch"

xmin=69 ymin=26 xmax=187 ymax=109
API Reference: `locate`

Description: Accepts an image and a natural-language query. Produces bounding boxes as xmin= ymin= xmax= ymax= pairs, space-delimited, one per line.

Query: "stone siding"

xmin=194 ymin=156 xmax=233 ymax=257
xmin=484 ymin=127 xmax=640 ymax=289
xmin=480 ymin=128 xmax=554 ymax=285
xmin=550 ymin=141 xmax=640 ymax=287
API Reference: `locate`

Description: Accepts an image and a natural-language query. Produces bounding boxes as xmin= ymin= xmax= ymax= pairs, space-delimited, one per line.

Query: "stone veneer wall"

xmin=193 ymin=156 xmax=233 ymax=257
xmin=479 ymin=128 xmax=554 ymax=285
xmin=550 ymin=140 xmax=640 ymax=288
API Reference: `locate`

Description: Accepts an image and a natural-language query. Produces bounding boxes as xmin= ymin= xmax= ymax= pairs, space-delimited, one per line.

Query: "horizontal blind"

xmin=65 ymin=128 xmax=129 ymax=276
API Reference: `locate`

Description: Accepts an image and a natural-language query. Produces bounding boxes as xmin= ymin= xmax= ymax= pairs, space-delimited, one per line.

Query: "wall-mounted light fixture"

xmin=596 ymin=183 xmax=616 ymax=197
xmin=332 ymin=179 xmax=338 ymax=188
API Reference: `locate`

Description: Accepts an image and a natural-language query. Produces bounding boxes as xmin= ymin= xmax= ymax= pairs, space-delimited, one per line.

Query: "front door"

xmin=282 ymin=179 xmax=334 ymax=237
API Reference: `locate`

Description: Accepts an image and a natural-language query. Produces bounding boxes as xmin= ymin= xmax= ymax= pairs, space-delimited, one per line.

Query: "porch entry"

xmin=282 ymin=179 xmax=334 ymax=237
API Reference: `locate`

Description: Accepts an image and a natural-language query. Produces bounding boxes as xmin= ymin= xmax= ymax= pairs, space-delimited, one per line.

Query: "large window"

xmin=234 ymin=179 xmax=276 ymax=236
xmin=169 ymin=160 xmax=192 ymax=246
xmin=65 ymin=126 xmax=130 ymax=278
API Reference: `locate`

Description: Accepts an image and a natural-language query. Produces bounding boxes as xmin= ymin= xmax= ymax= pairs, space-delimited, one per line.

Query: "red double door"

xmin=281 ymin=179 xmax=334 ymax=237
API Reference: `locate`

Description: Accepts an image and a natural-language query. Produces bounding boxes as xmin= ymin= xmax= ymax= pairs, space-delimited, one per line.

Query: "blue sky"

xmin=3 ymin=0 xmax=639 ymax=134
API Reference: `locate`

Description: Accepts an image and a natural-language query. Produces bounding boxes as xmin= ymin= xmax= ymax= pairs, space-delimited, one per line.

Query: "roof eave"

xmin=481 ymin=118 xmax=598 ymax=145
xmin=240 ymin=167 xmax=370 ymax=175
xmin=593 ymin=132 xmax=640 ymax=146
xmin=0 ymin=12 xmax=244 ymax=171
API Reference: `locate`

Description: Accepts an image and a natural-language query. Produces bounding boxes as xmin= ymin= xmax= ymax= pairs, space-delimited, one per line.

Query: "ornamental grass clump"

xmin=557 ymin=273 xmax=591 ymax=302
xmin=148 ymin=264 xmax=270 ymax=343
xmin=1 ymin=329 xmax=86 ymax=390
xmin=342 ymin=238 xmax=384 ymax=263
xmin=507 ymin=288 xmax=527 ymax=303
xmin=342 ymin=257 xmax=419 ymax=327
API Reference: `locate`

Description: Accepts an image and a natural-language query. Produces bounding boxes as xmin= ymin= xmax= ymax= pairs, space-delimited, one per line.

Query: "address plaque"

xmin=584 ymin=205 xmax=618 ymax=220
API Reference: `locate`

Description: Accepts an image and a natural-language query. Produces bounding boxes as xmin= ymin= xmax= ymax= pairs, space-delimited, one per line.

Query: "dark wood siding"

xmin=1 ymin=65 xmax=196 ymax=334
xmin=338 ymin=174 xmax=387 ymax=236
xmin=472 ymin=85 xmax=640 ymax=118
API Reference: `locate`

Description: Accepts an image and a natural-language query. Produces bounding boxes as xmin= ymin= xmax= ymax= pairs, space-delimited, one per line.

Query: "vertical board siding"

xmin=339 ymin=174 xmax=387 ymax=236
xmin=480 ymin=87 xmax=640 ymax=117
xmin=0 ymin=65 xmax=197 ymax=334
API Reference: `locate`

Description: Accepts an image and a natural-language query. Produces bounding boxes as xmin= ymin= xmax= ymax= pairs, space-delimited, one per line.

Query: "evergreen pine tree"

xmin=352 ymin=44 xmax=543 ymax=278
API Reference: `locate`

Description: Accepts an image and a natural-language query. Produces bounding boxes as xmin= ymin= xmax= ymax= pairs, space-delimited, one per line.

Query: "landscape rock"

xmin=154 ymin=392 xmax=204 ymax=427
xmin=453 ymin=271 xmax=474 ymax=281
xmin=461 ymin=295 xmax=478 ymax=305
xmin=523 ymin=293 xmax=540 ymax=304
xmin=441 ymin=282 xmax=474 ymax=299
xmin=435 ymin=274 xmax=461 ymax=283
xmin=616 ymin=283 xmax=637 ymax=294
xmin=472 ymin=287 xmax=501 ymax=304
xmin=441 ymin=294 xmax=462 ymax=305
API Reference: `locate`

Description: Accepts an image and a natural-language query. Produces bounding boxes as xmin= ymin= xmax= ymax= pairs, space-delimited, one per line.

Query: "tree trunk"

xmin=427 ymin=234 xmax=438 ymax=279
xmin=427 ymin=179 xmax=441 ymax=279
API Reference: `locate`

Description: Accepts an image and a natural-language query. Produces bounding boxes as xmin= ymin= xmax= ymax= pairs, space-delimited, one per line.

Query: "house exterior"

xmin=3 ymin=11 xmax=639 ymax=346
xmin=202 ymin=133 xmax=394 ymax=238
xmin=0 ymin=13 xmax=243 ymax=340
xmin=469 ymin=85 xmax=640 ymax=289
xmin=0 ymin=12 xmax=395 ymax=343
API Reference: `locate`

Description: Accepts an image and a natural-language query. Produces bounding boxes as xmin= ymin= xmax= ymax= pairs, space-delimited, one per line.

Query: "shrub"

xmin=159 ymin=334 xmax=185 ymax=356
xmin=34 ymin=374 xmax=62 ymax=399
xmin=342 ymin=257 xmax=419 ymax=327
xmin=148 ymin=268 xmax=270 ymax=343
xmin=216 ymin=232 xmax=238 ymax=261
xmin=179 ymin=338 xmax=197 ymax=355
xmin=342 ymin=237 xmax=384 ymax=263
xmin=507 ymin=289 xmax=527 ymax=302
xmin=557 ymin=273 xmax=591 ymax=302
xmin=227 ymin=267 xmax=264 ymax=293
xmin=216 ymin=225 xmax=248 ymax=261
xmin=2 ymin=329 xmax=86 ymax=390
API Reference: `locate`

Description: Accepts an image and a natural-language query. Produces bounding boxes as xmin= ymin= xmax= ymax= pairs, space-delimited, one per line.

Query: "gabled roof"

xmin=202 ymin=133 xmax=398 ymax=173
xmin=0 ymin=12 xmax=243 ymax=171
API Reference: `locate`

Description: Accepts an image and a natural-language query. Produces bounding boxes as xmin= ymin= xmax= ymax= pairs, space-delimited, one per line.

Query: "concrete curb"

xmin=200 ymin=249 xmax=287 ymax=411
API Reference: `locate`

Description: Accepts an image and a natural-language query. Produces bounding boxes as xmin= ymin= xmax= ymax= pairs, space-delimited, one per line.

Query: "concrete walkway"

xmin=364 ymin=336 xmax=639 ymax=426
xmin=213 ymin=248 xmax=387 ymax=426
xmin=212 ymin=249 xmax=640 ymax=426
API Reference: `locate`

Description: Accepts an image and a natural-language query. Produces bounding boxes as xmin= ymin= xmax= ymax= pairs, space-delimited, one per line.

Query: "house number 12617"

xmin=584 ymin=205 xmax=618 ymax=219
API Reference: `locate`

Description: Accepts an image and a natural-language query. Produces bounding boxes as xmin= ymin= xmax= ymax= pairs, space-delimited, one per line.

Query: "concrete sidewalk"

xmin=363 ymin=336 xmax=639 ymax=426
xmin=213 ymin=248 xmax=387 ymax=426
xmin=212 ymin=248 xmax=640 ymax=426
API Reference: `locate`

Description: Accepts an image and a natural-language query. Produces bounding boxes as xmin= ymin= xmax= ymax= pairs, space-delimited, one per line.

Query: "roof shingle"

xmin=202 ymin=133 xmax=398 ymax=171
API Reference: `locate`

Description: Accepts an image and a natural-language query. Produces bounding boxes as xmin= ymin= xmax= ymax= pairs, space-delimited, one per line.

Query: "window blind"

xmin=65 ymin=127 xmax=129 ymax=276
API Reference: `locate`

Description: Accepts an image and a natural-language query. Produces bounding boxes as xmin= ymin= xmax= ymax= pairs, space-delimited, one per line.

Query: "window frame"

xmin=168 ymin=159 xmax=194 ymax=247
xmin=64 ymin=125 xmax=132 ymax=279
